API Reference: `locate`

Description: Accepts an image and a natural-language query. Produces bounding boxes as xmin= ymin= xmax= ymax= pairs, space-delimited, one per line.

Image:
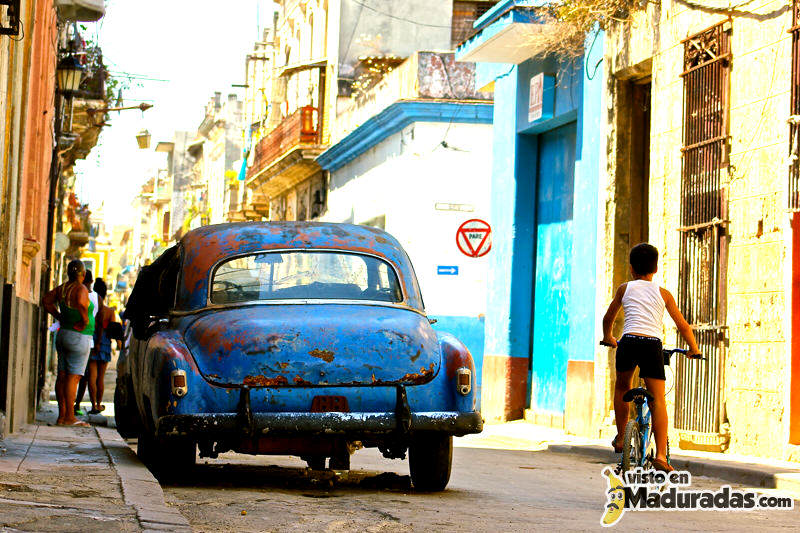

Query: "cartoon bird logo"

xmin=601 ymin=467 xmax=626 ymax=527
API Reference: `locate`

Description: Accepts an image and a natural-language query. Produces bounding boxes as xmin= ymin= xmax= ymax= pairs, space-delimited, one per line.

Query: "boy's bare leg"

xmin=644 ymin=377 xmax=668 ymax=461
xmin=613 ymin=370 xmax=636 ymax=447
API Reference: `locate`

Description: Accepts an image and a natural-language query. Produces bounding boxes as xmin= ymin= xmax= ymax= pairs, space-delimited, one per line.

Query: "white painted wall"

xmin=321 ymin=121 xmax=492 ymax=317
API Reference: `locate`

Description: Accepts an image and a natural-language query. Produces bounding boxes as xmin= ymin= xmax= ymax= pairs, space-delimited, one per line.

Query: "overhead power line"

xmin=347 ymin=0 xmax=451 ymax=28
xmin=107 ymin=71 xmax=170 ymax=82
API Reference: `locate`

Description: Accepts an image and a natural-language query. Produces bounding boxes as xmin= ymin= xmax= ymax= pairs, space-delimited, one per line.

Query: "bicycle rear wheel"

xmin=621 ymin=419 xmax=642 ymax=472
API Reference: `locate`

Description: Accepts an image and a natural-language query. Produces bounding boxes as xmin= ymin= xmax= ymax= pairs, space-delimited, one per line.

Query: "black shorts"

xmin=615 ymin=334 xmax=665 ymax=380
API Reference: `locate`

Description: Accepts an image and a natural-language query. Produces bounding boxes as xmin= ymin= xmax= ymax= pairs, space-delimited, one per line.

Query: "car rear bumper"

xmin=156 ymin=410 xmax=483 ymax=438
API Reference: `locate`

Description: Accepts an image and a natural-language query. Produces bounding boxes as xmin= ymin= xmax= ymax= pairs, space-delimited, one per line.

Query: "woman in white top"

xmin=601 ymin=243 xmax=701 ymax=472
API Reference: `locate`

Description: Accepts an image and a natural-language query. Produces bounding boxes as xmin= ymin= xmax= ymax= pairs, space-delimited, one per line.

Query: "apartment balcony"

xmin=245 ymin=106 xmax=325 ymax=198
xmin=228 ymin=192 xmax=270 ymax=222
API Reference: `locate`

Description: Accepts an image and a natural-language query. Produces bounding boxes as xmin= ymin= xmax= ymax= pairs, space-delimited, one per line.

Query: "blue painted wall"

xmin=473 ymin=36 xmax=605 ymax=416
xmin=481 ymin=63 xmax=537 ymax=363
xmin=569 ymin=32 xmax=605 ymax=363
xmin=430 ymin=315 xmax=485 ymax=403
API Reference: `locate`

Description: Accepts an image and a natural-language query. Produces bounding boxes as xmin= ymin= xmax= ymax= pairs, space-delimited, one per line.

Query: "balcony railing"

xmin=249 ymin=106 xmax=318 ymax=177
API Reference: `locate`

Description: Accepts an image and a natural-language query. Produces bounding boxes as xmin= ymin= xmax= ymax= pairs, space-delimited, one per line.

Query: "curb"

xmin=547 ymin=443 xmax=800 ymax=498
xmin=95 ymin=426 xmax=192 ymax=532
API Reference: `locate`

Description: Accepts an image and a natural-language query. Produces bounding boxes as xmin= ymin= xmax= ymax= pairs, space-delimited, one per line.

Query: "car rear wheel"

xmin=328 ymin=451 xmax=350 ymax=470
xmin=408 ymin=433 xmax=452 ymax=492
xmin=305 ymin=456 xmax=326 ymax=470
xmin=113 ymin=378 xmax=142 ymax=439
xmin=137 ymin=432 xmax=196 ymax=481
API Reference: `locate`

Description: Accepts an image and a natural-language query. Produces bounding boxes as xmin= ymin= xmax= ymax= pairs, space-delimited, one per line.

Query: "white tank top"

xmin=621 ymin=280 xmax=665 ymax=339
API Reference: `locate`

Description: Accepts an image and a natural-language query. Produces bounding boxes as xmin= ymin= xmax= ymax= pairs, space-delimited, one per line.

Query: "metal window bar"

xmin=790 ymin=0 xmax=800 ymax=209
xmin=675 ymin=21 xmax=730 ymax=435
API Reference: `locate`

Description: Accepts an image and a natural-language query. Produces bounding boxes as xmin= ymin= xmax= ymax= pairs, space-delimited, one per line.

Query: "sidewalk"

xmin=0 ymin=408 xmax=190 ymax=532
xmin=456 ymin=420 xmax=800 ymax=499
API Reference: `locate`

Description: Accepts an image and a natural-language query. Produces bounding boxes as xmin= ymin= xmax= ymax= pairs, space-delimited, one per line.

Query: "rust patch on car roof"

xmin=309 ymin=349 xmax=335 ymax=363
xmin=174 ymin=222 xmax=426 ymax=312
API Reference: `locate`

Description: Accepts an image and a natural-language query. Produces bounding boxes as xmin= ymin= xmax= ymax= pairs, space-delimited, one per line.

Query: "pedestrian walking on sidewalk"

xmin=42 ymin=259 xmax=95 ymax=427
xmin=87 ymin=278 xmax=115 ymax=414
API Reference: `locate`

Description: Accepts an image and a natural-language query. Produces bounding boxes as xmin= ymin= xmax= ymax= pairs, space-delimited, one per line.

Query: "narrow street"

xmin=156 ymin=442 xmax=799 ymax=532
xmin=19 ymin=353 xmax=798 ymax=532
xmin=6 ymin=3 xmax=800 ymax=532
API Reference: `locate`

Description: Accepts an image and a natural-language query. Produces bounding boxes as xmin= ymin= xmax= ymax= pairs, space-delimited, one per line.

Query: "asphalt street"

xmin=158 ymin=443 xmax=800 ymax=532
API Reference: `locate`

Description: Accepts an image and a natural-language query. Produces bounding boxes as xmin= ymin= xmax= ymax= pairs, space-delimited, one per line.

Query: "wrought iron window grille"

xmin=676 ymin=20 xmax=732 ymax=441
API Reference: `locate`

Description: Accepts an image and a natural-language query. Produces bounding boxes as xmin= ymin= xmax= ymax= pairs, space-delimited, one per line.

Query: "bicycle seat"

xmin=622 ymin=387 xmax=654 ymax=404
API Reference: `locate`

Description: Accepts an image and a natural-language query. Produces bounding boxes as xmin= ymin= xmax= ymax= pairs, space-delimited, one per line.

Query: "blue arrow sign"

xmin=437 ymin=266 xmax=459 ymax=275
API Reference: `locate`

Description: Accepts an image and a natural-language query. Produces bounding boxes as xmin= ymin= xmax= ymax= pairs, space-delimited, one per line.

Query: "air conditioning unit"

xmin=56 ymin=0 xmax=105 ymax=22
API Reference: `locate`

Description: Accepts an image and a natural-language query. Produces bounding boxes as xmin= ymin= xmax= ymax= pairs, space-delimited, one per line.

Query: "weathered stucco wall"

xmin=604 ymin=0 xmax=798 ymax=460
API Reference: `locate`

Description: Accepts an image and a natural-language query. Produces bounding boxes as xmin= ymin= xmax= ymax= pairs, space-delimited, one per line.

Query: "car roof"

xmin=175 ymin=222 xmax=423 ymax=311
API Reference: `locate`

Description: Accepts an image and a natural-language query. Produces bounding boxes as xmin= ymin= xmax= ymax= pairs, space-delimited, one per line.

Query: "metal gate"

xmin=675 ymin=21 xmax=731 ymax=437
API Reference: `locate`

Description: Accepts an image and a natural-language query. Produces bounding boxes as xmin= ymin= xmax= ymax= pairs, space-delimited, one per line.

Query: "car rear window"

xmin=210 ymin=251 xmax=403 ymax=304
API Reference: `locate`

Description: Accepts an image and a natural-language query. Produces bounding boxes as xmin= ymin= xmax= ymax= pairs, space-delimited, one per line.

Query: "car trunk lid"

xmin=182 ymin=304 xmax=440 ymax=387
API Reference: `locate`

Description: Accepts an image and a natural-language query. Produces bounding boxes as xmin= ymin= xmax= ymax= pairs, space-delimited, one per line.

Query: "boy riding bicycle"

xmin=600 ymin=243 xmax=701 ymax=472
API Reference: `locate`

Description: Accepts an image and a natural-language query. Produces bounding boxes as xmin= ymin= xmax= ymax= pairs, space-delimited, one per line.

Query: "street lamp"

xmin=136 ymin=129 xmax=151 ymax=149
xmin=56 ymin=55 xmax=85 ymax=94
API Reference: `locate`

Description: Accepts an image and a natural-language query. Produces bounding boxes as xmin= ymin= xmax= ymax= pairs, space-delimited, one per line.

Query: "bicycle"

xmin=600 ymin=342 xmax=704 ymax=472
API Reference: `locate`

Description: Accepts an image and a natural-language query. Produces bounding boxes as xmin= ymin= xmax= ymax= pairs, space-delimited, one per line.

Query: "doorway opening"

xmin=608 ymin=70 xmax=652 ymax=413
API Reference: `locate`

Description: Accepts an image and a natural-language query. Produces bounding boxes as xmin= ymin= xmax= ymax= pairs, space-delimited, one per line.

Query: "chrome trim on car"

xmin=157 ymin=411 xmax=484 ymax=437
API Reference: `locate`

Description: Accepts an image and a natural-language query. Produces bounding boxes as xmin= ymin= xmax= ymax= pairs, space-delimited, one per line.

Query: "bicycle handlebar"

xmin=664 ymin=347 xmax=705 ymax=360
xmin=599 ymin=341 xmax=705 ymax=360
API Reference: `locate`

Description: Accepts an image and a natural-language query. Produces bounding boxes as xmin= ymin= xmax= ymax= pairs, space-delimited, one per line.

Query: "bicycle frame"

xmin=633 ymin=394 xmax=652 ymax=468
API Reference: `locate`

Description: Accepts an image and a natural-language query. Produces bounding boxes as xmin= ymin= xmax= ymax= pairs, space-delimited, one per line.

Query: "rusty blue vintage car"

xmin=115 ymin=222 xmax=482 ymax=490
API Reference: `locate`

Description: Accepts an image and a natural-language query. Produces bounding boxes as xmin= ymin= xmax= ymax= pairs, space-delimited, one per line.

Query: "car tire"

xmin=113 ymin=378 xmax=141 ymax=439
xmin=306 ymin=456 xmax=326 ymax=470
xmin=329 ymin=452 xmax=350 ymax=471
xmin=138 ymin=432 xmax=196 ymax=481
xmin=409 ymin=433 xmax=452 ymax=492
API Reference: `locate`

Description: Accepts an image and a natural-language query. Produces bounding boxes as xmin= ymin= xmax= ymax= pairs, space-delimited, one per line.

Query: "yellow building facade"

xmin=600 ymin=1 xmax=800 ymax=461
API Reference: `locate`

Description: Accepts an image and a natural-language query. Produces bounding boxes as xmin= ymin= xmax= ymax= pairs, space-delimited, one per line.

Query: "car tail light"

xmin=171 ymin=369 xmax=188 ymax=397
xmin=456 ymin=368 xmax=471 ymax=395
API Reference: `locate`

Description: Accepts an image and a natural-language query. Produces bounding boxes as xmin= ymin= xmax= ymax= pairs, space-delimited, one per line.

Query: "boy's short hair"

xmin=630 ymin=243 xmax=659 ymax=275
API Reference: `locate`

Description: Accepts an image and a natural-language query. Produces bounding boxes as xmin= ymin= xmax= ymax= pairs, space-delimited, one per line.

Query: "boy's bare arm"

xmin=601 ymin=284 xmax=626 ymax=347
xmin=660 ymin=288 xmax=702 ymax=355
